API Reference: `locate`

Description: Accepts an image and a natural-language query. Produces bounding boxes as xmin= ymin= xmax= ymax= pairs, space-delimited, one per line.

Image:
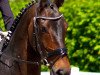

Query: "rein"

xmin=0 ymin=52 xmax=39 ymax=68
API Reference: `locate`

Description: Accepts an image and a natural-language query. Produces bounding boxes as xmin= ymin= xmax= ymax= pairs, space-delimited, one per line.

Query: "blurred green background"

xmin=0 ymin=0 xmax=100 ymax=72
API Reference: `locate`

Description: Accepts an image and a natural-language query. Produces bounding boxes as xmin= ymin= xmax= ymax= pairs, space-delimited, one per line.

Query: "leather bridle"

xmin=33 ymin=14 xmax=68 ymax=68
xmin=0 ymin=13 xmax=68 ymax=69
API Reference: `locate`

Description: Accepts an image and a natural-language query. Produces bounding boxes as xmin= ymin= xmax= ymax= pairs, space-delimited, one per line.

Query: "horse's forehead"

xmin=41 ymin=6 xmax=58 ymax=16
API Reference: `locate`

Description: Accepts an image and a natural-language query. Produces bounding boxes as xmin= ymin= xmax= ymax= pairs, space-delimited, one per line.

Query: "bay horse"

xmin=0 ymin=0 xmax=70 ymax=75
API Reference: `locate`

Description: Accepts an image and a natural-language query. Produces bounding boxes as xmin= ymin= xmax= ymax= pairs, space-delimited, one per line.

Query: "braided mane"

xmin=2 ymin=1 xmax=35 ymax=50
xmin=10 ymin=1 xmax=35 ymax=34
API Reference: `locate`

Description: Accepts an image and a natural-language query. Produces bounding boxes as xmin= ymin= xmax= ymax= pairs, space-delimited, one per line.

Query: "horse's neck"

xmin=0 ymin=3 xmax=41 ymax=75
xmin=7 ymin=5 xmax=36 ymax=60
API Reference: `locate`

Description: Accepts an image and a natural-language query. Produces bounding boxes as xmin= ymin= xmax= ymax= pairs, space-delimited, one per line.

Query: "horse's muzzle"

xmin=56 ymin=68 xmax=71 ymax=75
xmin=51 ymin=68 xmax=71 ymax=75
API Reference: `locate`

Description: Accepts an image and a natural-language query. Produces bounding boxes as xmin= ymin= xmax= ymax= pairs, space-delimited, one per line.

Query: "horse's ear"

xmin=53 ymin=0 xmax=64 ymax=8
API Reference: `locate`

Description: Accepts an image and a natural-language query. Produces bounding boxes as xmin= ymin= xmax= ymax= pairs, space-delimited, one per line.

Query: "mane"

xmin=10 ymin=1 xmax=35 ymax=34
xmin=2 ymin=1 xmax=35 ymax=50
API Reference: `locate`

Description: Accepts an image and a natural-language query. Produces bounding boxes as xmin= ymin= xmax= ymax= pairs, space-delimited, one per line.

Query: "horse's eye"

xmin=41 ymin=27 xmax=47 ymax=33
xmin=45 ymin=4 xmax=48 ymax=7
xmin=50 ymin=4 xmax=54 ymax=9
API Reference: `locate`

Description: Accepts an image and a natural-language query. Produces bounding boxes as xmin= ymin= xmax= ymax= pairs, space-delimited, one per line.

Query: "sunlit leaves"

xmin=61 ymin=0 xmax=100 ymax=72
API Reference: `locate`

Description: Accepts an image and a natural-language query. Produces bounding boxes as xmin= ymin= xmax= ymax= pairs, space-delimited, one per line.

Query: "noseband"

xmin=33 ymin=14 xmax=68 ymax=67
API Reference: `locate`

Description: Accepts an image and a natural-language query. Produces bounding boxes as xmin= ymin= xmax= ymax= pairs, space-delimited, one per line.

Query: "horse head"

xmin=30 ymin=0 xmax=71 ymax=75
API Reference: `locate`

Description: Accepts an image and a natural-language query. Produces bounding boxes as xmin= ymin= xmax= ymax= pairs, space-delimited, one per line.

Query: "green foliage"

xmin=10 ymin=0 xmax=29 ymax=17
xmin=60 ymin=0 xmax=100 ymax=72
xmin=0 ymin=12 xmax=5 ymax=31
xmin=41 ymin=65 xmax=49 ymax=71
xmin=0 ymin=0 xmax=29 ymax=31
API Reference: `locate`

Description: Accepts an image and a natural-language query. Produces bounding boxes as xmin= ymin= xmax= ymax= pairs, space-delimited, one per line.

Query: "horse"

xmin=0 ymin=0 xmax=71 ymax=75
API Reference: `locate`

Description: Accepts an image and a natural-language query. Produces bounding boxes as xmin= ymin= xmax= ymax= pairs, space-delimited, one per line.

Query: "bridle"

xmin=0 ymin=9 xmax=68 ymax=69
xmin=33 ymin=14 xmax=68 ymax=68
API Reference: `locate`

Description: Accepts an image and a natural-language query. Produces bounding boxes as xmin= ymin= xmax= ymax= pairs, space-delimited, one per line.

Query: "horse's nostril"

xmin=56 ymin=69 xmax=66 ymax=75
xmin=56 ymin=69 xmax=70 ymax=75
